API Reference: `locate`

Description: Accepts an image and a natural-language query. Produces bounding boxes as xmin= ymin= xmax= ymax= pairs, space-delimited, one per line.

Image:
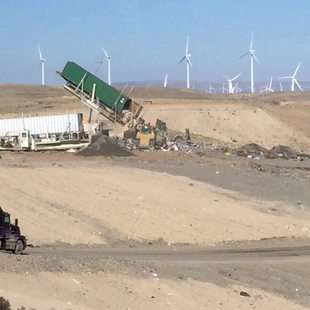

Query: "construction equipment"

xmin=124 ymin=118 xmax=167 ymax=149
xmin=59 ymin=61 xmax=143 ymax=126
xmin=136 ymin=122 xmax=155 ymax=149
xmin=0 ymin=207 xmax=26 ymax=254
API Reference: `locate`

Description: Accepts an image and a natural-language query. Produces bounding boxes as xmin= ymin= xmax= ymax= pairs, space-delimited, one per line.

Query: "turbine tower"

xmin=102 ymin=47 xmax=111 ymax=85
xmin=239 ymin=32 xmax=259 ymax=93
xmin=221 ymin=82 xmax=228 ymax=93
xmin=164 ymin=73 xmax=168 ymax=87
xmin=38 ymin=45 xmax=46 ymax=85
xmin=209 ymin=82 xmax=215 ymax=94
xmin=279 ymin=82 xmax=283 ymax=92
xmin=279 ymin=63 xmax=302 ymax=92
xmin=224 ymin=73 xmax=242 ymax=94
xmin=179 ymin=36 xmax=192 ymax=88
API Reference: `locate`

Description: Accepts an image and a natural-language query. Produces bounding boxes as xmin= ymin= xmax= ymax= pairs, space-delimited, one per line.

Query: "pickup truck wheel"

xmin=14 ymin=240 xmax=24 ymax=255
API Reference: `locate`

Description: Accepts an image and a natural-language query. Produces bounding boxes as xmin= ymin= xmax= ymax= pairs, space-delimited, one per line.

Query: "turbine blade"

xmin=250 ymin=31 xmax=254 ymax=50
xmin=293 ymin=62 xmax=301 ymax=77
xmin=101 ymin=47 xmax=109 ymax=58
xmin=37 ymin=44 xmax=42 ymax=60
xmin=239 ymin=51 xmax=250 ymax=59
xmin=187 ymin=57 xmax=192 ymax=66
xmin=278 ymin=76 xmax=291 ymax=79
xmin=179 ymin=56 xmax=186 ymax=64
xmin=269 ymin=76 xmax=273 ymax=88
xmin=231 ymin=73 xmax=242 ymax=81
xmin=252 ymin=53 xmax=260 ymax=63
xmin=186 ymin=36 xmax=189 ymax=54
xmin=294 ymin=78 xmax=302 ymax=91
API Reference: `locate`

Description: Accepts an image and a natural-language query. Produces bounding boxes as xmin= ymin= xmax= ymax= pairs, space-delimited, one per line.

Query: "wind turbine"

xmin=163 ymin=73 xmax=168 ymax=87
xmin=233 ymin=81 xmax=242 ymax=93
xmin=239 ymin=32 xmax=259 ymax=93
xmin=261 ymin=76 xmax=274 ymax=93
xmin=221 ymin=82 xmax=228 ymax=93
xmin=179 ymin=36 xmax=192 ymax=88
xmin=279 ymin=63 xmax=302 ymax=91
xmin=209 ymin=82 xmax=215 ymax=94
xmin=279 ymin=81 xmax=283 ymax=92
xmin=102 ymin=47 xmax=111 ymax=85
xmin=224 ymin=73 xmax=242 ymax=94
xmin=37 ymin=45 xmax=46 ymax=85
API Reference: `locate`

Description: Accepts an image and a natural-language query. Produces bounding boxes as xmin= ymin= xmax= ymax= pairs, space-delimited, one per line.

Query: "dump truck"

xmin=0 ymin=207 xmax=26 ymax=254
xmin=59 ymin=61 xmax=143 ymax=125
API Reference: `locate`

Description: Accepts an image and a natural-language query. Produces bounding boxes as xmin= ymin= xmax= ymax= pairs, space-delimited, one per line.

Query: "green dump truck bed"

xmin=61 ymin=62 xmax=130 ymax=113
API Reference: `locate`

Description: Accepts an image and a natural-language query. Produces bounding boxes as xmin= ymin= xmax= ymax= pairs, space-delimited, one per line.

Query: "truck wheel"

xmin=14 ymin=240 xmax=24 ymax=255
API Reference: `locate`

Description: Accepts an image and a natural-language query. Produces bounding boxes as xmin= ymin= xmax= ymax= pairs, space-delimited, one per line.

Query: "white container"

xmin=0 ymin=113 xmax=83 ymax=137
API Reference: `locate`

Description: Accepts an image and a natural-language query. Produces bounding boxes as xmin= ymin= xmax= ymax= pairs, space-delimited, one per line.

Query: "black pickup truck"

xmin=0 ymin=207 xmax=26 ymax=254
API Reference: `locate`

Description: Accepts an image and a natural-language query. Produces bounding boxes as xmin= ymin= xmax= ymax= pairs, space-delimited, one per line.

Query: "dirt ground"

xmin=0 ymin=84 xmax=310 ymax=309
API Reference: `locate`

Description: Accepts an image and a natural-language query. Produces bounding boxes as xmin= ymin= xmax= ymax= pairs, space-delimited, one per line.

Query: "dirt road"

xmin=26 ymin=242 xmax=310 ymax=263
xmin=2 ymin=240 xmax=310 ymax=308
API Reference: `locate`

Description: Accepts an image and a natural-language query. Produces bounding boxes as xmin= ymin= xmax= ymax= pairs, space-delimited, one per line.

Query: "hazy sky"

xmin=1 ymin=0 xmax=310 ymax=85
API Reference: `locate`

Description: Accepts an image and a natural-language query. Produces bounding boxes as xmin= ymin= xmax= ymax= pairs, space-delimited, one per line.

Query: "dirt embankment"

xmin=0 ymin=155 xmax=309 ymax=246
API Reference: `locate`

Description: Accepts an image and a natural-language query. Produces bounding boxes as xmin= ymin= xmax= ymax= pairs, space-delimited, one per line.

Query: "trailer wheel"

xmin=14 ymin=240 xmax=24 ymax=255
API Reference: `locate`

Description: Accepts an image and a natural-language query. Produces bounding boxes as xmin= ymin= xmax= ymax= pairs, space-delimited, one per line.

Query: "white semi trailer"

xmin=0 ymin=113 xmax=90 ymax=151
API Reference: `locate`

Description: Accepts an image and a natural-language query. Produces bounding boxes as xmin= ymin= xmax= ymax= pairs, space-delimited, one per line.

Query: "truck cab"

xmin=19 ymin=130 xmax=31 ymax=150
xmin=0 ymin=207 xmax=26 ymax=254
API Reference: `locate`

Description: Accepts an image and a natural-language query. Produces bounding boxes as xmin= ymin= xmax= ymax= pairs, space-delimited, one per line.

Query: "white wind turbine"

xmin=209 ymin=82 xmax=215 ymax=94
xmin=164 ymin=73 xmax=168 ymax=87
xmin=37 ymin=45 xmax=46 ymax=85
xmin=102 ymin=47 xmax=111 ymax=85
xmin=224 ymin=73 xmax=242 ymax=94
xmin=233 ymin=81 xmax=242 ymax=93
xmin=179 ymin=36 xmax=192 ymax=88
xmin=279 ymin=63 xmax=302 ymax=91
xmin=239 ymin=32 xmax=259 ymax=93
xmin=221 ymin=82 xmax=228 ymax=93
xmin=261 ymin=76 xmax=274 ymax=93
xmin=279 ymin=82 xmax=283 ymax=92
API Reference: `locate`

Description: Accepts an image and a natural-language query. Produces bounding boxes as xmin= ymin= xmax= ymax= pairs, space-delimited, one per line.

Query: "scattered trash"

xmin=240 ymin=291 xmax=250 ymax=297
xmin=237 ymin=143 xmax=310 ymax=160
xmin=237 ymin=143 xmax=269 ymax=158
xmin=268 ymin=145 xmax=298 ymax=159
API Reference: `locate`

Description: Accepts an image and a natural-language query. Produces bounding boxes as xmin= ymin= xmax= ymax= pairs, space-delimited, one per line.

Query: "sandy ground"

xmin=1 ymin=154 xmax=310 ymax=246
xmin=1 ymin=272 xmax=306 ymax=310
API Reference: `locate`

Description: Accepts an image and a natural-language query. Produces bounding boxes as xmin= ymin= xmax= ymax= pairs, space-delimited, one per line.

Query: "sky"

xmin=1 ymin=0 xmax=310 ymax=86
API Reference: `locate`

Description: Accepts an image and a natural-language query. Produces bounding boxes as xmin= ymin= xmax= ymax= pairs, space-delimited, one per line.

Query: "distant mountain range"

xmin=114 ymin=80 xmax=310 ymax=93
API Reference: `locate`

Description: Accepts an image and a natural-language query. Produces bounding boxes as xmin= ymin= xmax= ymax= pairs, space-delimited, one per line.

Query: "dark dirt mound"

xmin=237 ymin=143 xmax=310 ymax=160
xmin=236 ymin=143 xmax=269 ymax=157
xmin=268 ymin=145 xmax=299 ymax=159
xmin=78 ymin=135 xmax=133 ymax=157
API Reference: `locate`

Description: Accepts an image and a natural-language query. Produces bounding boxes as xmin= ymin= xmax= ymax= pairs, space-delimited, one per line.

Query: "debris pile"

xmin=236 ymin=143 xmax=310 ymax=160
xmin=237 ymin=143 xmax=269 ymax=158
xmin=78 ymin=135 xmax=133 ymax=157
xmin=78 ymin=118 xmax=310 ymax=160
xmin=268 ymin=145 xmax=299 ymax=159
